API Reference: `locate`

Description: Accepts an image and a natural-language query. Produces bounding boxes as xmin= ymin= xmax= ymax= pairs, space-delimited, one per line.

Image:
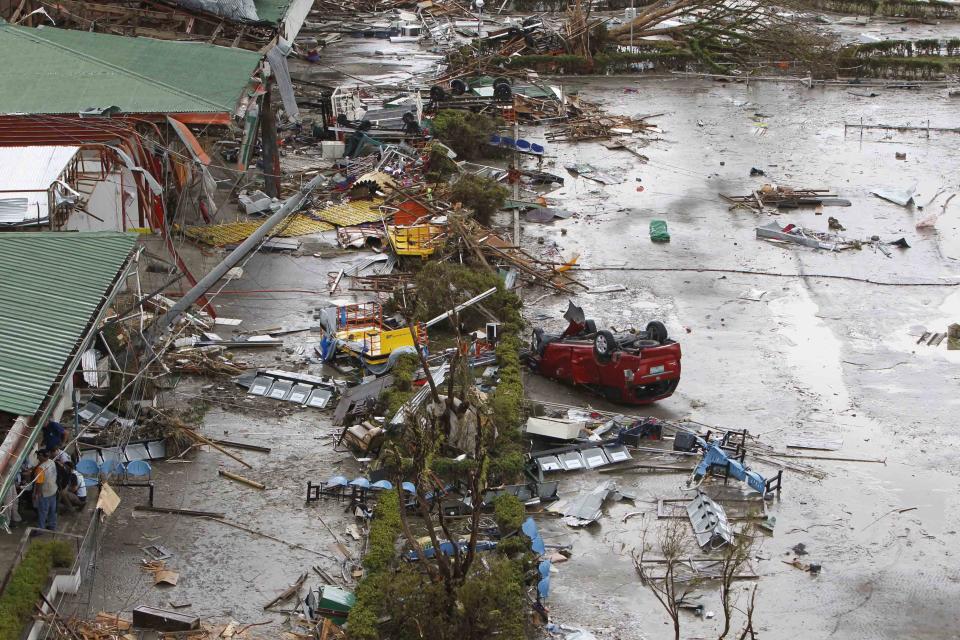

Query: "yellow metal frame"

xmin=387 ymin=224 xmax=442 ymax=257
xmin=336 ymin=324 xmax=423 ymax=364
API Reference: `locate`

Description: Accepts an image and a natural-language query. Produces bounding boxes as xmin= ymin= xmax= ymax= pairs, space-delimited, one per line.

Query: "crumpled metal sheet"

xmin=266 ymin=44 xmax=300 ymax=123
xmin=171 ymin=0 xmax=259 ymax=22
xmin=184 ymin=214 xmax=333 ymax=246
xmin=687 ymin=490 xmax=734 ymax=550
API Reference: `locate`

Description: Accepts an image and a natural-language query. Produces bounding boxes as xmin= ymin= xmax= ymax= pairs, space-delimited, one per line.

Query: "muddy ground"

xmin=72 ymin=35 xmax=960 ymax=640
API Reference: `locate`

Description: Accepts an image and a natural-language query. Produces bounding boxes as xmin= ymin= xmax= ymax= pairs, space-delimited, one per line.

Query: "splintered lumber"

xmin=264 ymin=573 xmax=308 ymax=609
xmin=218 ymin=468 xmax=266 ymax=490
xmin=176 ymin=423 xmax=252 ymax=468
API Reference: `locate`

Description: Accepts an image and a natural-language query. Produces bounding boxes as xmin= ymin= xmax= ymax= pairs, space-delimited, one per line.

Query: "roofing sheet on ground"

xmin=0 ymin=25 xmax=262 ymax=115
xmin=310 ymin=198 xmax=386 ymax=226
xmin=183 ymin=214 xmax=334 ymax=246
xmin=0 ymin=231 xmax=139 ymax=416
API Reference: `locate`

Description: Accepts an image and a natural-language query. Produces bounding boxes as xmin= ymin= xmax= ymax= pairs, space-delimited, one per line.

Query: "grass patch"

xmin=348 ymin=491 xmax=402 ymax=640
xmin=0 ymin=540 xmax=74 ymax=640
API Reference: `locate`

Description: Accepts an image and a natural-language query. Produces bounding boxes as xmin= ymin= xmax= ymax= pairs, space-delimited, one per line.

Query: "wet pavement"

xmin=75 ymin=35 xmax=960 ymax=640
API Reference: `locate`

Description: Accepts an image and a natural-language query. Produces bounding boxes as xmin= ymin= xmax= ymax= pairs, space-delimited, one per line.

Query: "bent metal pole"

xmin=151 ymin=173 xmax=327 ymax=340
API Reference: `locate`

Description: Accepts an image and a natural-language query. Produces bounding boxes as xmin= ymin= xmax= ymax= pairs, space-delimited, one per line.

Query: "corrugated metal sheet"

xmin=0 ymin=146 xmax=79 ymax=226
xmin=183 ymin=214 xmax=334 ymax=246
xmin=0 ymin=26 xmax=262 ymax=115
xmin=311 ymin=199 xmax=386 ymax=227
xmin=0 ymin=231 xmax=139 ymax=417
xmin=254 ymin=0 xmax=292 ymax=23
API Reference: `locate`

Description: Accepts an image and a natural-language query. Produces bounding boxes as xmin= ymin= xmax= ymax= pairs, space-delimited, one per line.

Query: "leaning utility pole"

xmin=149 ymin=173 xmax=326 ymax=342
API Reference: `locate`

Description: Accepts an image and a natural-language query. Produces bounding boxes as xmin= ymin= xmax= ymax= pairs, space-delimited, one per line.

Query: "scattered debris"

xmin=687 ymin=491 xmax=734 ymax=550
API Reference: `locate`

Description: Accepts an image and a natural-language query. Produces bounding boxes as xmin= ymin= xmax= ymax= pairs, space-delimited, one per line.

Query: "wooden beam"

xmin=218 ymin=468 xmax=266 ymax=490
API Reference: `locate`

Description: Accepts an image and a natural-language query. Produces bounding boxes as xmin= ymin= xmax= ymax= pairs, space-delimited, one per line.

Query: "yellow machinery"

xmin=387 ymin=224 xmax=443 ymax=257
xmin=331 ymin=302 xmax=426 ymax=366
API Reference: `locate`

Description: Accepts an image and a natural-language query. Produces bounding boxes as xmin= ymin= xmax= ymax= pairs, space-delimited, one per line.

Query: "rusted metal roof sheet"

xmin=0 ymin=231 xmax=139 ymax=417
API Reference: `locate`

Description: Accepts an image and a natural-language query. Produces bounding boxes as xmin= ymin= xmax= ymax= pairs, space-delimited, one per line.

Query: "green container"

xmin=316 ymin=585 xmax=356 ymax=625
xmin=650 ymin=219 xmax=670 ymax=243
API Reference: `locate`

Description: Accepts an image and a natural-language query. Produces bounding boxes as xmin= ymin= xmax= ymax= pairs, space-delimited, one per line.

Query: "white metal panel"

xmin=0 ymin=146 xmax=79 ymax=225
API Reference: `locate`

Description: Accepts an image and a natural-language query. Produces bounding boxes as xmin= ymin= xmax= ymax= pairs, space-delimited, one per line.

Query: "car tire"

xmin=646 ymin=321 xmax=668 ymax=344
xmin=593 ymin=330 xmax=618 ymax=362
xmin=531 ymin=328 xmax=544 ymax=355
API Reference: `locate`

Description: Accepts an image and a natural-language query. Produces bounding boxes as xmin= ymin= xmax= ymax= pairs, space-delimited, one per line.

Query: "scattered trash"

xmin=739 ymin=288 xmax=767 ymax=302
xmin=649 ymin=219 xmax=670 ymax=243
xmin=548 ymin=481 xmax=633 ymax=527
xmin=723 ymin=184 xmax=850 ymax=212
xmin=873 ymin=184 xmax=917 ymax=207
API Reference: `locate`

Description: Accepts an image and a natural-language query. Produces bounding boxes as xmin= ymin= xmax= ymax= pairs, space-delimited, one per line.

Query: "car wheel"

xmin=531 ymin=328 xmax=544 ymax=355
xmin=646 ymin=321 xmax=668 ymax=344
xmin=593 ymin=330 xmax=618 ymax=362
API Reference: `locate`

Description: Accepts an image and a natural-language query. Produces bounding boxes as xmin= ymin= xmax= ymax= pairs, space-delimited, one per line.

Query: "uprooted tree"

xmin=606 ymin=0 xmax=840 ymax=77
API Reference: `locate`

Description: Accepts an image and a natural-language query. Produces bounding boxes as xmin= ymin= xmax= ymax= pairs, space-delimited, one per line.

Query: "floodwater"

xmin=76 ymin=34 xmax=960 ymax=640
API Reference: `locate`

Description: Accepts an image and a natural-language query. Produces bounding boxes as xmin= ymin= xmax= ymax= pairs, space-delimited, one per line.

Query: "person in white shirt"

xmin=59 ymin=461 xmax=86 ymax=511
xmin=49 ymin=446 xmax=71 ymax=466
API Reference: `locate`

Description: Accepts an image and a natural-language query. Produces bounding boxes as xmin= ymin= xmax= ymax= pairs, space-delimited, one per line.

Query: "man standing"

xmin=42 ymin=421 xmax=67 ymax=451
xmin=59 ymin=462 xmax=86 ymax=511
xmin=33 ymin=450 xmax=58 ymax=531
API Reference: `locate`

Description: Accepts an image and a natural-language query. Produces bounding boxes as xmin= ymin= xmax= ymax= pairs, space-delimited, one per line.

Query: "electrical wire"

xmin=0 ymin=188 xmax=309 ymax=522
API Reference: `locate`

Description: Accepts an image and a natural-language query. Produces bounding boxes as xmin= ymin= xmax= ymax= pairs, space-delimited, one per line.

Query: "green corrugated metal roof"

xmin=0 ymin=25 xmax=262 ymax=115
xmin=254 ymin=0 xmax=291 ymax=24
xmin=0 ymin=231 xmax=139 ymax=417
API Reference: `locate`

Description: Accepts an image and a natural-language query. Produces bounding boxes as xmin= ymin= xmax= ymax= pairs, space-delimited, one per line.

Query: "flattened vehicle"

xmin=527 ymin=303 xmax=681 ymax=405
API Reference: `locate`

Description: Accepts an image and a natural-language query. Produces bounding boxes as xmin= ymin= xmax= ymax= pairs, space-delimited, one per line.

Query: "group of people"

xmin=4 ymin=420 xmax=87 ymax=531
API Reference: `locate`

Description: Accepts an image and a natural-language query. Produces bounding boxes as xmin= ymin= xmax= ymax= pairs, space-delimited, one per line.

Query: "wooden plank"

xmin=785 ymin=435 xmax=843 ymax=451
xmin=177 ymin=424 xmax=252 ymax=468
xmin=218 ymin=468 xmax=266 ymax=490
xmin=264 ymin=573 xmax=308 ymax=609
xmin=210 ymin=439 xmax=272 ymax=453
xmin=135 ymin=505 xmax=225 ymax=518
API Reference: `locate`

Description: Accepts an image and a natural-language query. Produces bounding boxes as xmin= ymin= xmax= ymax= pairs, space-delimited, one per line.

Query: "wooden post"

xmin=260 ymin=87 xmax=281 ymax=198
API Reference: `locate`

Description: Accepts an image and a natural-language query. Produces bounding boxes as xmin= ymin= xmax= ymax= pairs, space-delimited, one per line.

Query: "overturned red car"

xmin=527 ymin=303 xmax=681 ymax=405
